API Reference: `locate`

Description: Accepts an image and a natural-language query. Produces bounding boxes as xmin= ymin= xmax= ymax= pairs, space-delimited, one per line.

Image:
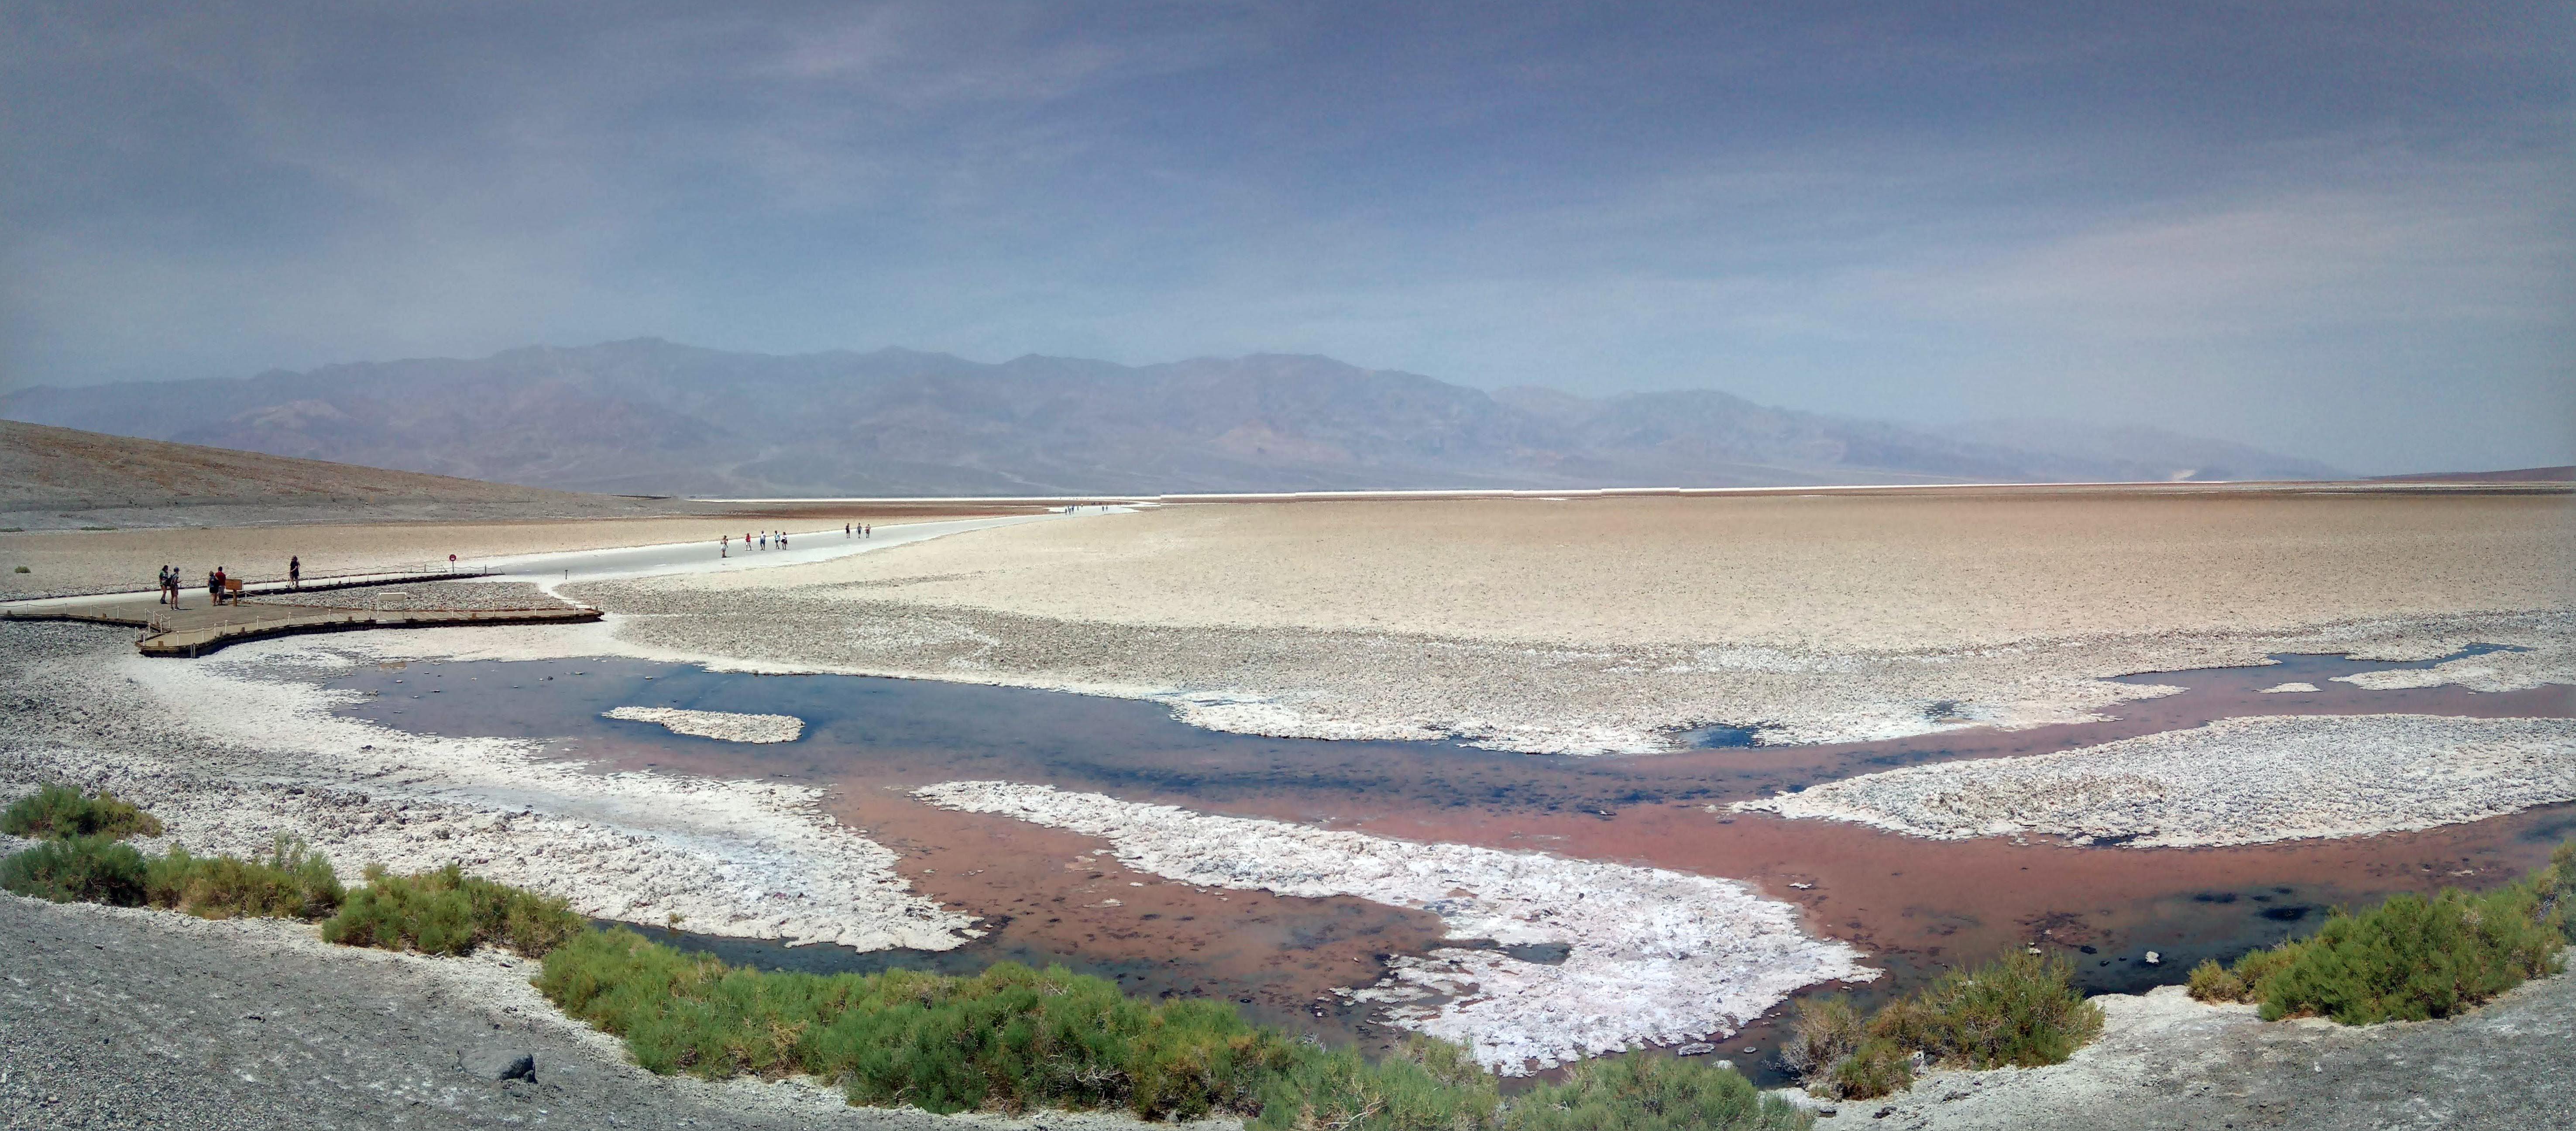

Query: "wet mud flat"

xmin=324 ymin=647 xmax=2573 ymax=1075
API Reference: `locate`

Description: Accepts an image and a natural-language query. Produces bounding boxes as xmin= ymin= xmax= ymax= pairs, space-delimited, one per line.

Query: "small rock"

xmin=2144 ymin=950 xmax=2162 ymax=965
xmin=461 ymin=1048 xmax=536 ymax=1083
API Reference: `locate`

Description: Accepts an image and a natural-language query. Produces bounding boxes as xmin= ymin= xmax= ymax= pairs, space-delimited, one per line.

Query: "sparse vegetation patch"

xmin=1787 ymin=950 xmax=2103 ymax=1100
xmin=146 ymin=836 xmax=344 ymax=920
xmin=320 ymin=861 xmax=585 ymax=957
xmin=536 ymin=926 xmax=1807 ymax=1129
xmin=2190 ymin=840 xmax=2572 ymax=1024
xmin=0 ymin=834 xmax=150 ymax=904
xmin=3 ymin=783 xmax=164 ymax=840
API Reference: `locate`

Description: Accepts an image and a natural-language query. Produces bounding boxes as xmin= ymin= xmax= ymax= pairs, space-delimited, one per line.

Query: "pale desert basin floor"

xmin=4 ymin=485 xmax=2573 ymax=1091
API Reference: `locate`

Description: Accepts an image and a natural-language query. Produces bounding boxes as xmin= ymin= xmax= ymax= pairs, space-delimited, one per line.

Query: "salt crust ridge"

xmin=914 ymin=780 xmax=1877 ymax=1075
xmin=1731 ymin=714 xmax=2576 ymax=847
xmin=0 ymin=623 xmax=975 ymax=951
xmin=604 ymin=706 xmax=805 ymax=744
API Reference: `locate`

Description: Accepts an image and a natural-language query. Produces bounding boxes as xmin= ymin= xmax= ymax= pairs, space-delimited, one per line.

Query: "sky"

xmin=2 ymin=1 xmax=2569 ymax=474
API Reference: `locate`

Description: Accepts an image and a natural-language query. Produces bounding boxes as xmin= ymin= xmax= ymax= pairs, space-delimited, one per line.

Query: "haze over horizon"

xmin=4 ymin=2 xmax=2570 ymax=474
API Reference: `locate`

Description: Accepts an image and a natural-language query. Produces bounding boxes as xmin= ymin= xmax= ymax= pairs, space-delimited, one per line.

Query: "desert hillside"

xmin=0 ymin=419 xmax=706 ymax=528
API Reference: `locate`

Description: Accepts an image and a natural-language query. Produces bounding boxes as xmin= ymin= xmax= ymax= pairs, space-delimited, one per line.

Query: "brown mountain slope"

xmin=0 ymin=419 xmax=704 ymax=528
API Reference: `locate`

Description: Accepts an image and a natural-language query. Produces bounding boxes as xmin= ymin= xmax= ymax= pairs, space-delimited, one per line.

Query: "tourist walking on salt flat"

xmin=288 ymin=555 xmax=300 ymax=590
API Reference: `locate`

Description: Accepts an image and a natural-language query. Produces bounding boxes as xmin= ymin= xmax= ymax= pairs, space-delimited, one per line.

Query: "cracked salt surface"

xmin=0 ymin=623 xmax=974 ymax=951
xmin=603 ymin=706 xmax=805 ymax=744
xmin=1731 ymin=715 xmax=2576 ymax=848
xmin=914 ymin=781 xmax=1875 ymax=1074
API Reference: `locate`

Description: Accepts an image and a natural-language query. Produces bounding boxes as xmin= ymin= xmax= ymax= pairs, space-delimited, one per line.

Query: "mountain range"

xmin=0 ymin=340 xmax=2350 ymax=495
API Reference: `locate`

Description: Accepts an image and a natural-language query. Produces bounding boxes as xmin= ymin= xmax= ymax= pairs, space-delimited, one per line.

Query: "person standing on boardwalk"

xmin=721 ymin=534 xmax=729 ymax=558
xmin=288 ymin=556 xmax=301 ymax=590
xmin=207 ymin=567 xmax=222 ymax=605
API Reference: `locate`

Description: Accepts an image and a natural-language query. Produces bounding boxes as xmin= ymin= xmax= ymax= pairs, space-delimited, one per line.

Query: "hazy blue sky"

xmin=4 ymin=1 xmax=2569 ymax=472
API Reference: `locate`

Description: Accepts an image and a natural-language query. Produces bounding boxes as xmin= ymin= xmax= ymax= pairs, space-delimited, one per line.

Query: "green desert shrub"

xmin=537 ymin=927 xmax=1803 ymax=1131
xmin=1786 ymin=951 xmax=2100 ymax=1100
xmin=2 ymin=784 xmax=163 ymax=840
xmin=2188 ymin=843 xmax=2573 ymax=1025
xmin=540 ymin=928 xmax=1298 ymax=1117
xmin=2250 ymin=884 xmax=2562 ymax=1024
xmin=2541 ymin=840 xmax=2576 ymax=945
xmin=321 ymin=862 xmax=584 ymax=957
xmin=1864 ymin=951 xmax=2102 ymax=1070
xmin=1256 ymin=1036 xmax=1501 ymax=1131
xmin=1504 ymin=1052 xmax=1808 ymax=1131
xmin=2185 ymin=958 xmax=2247 ymax=1004
xmin=0 ymin=834 xmax=149 ymax=905
xmin=1779 ymin=993 xmax=1865 ymax=1078
xmin=145 ymin=836 xmax=344 ymax=920
xmin=1821 ymin=1038 xmax=1915 ymax=1101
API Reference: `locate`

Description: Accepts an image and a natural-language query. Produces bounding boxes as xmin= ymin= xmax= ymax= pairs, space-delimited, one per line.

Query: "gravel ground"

xmin=0 ymin=894 xmax=1210 ymax=1131
xmin=1802 ymin=969 xmax=2576 ymax=1131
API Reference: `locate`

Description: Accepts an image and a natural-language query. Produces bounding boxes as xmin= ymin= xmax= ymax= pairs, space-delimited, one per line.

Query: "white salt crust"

xmin=1731 ymin=715 xmax=2576 ymax=848
xmin=604 ymin=706 xmax=805 ymax=744
xmin=914 ymin=781 xmax=1876 ymax=1075
xmin=0 ymin=625 xmax=975 ymax=951
xmin=2256 ymin=682 xmax=2319 ymax=694
xmin=335 ymin=592 xmax=2576 ymax=756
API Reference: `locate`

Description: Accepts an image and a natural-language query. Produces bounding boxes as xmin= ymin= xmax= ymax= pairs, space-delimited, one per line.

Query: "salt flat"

xmin=538 ymin=489 xmax=2574 ymax=752
xmin=1731 ymin=714 xmax=2576 ymax=847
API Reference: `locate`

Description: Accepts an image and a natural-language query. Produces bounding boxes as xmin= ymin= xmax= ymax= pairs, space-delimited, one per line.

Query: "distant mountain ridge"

xmin=0 ymin=339 xmax=2349 ymax=495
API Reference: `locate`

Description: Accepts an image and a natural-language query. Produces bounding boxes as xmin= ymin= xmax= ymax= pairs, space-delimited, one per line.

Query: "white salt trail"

xmin=914 ymin=780 xmax=1875 ymax=1074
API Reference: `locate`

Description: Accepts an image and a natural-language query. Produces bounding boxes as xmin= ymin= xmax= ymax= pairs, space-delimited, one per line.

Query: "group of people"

xmin=155 ymin=555 xmax=302 ymax=608
xmin=720 ymin=525 xmax=870 ymax=557
xmin=157 ymin=564 xmax=227 ymax=607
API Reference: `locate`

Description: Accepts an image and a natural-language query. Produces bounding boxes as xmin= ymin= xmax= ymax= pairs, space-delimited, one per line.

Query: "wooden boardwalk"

xmin=2 ymin=579 xmax=598 ymax=658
